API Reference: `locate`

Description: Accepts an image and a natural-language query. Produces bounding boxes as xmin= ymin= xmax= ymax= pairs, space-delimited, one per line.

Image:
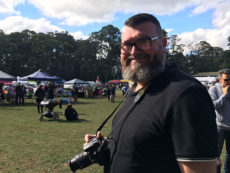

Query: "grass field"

xmin=0 ymin=90 xmax=226 ymax=173
xmin=0 ymin=92 xmax=122 ymax=173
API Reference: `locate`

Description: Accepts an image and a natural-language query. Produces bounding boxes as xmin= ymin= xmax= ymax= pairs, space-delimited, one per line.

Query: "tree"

xmin=167 ymin=35 xmax=184 ymax=55
xmin=193 ymin=41 xmax=224 ymax=72
xmin=73 ymin=39 xmax=98 ymax=81
xmin=219 ymin=50 xmax=230 ymax=69
xmin=1 ymin=26 xmax=229 ymax=81
xmin=88 ymin=25 xmax=121 ymax=81
xmin=228 ymin=36 xmax=230 ymax=47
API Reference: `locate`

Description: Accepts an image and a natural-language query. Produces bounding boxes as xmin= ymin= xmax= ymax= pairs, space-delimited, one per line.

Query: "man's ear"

xmin=162 ymin=37 xmax=167 ymax=48
xmin=161 ymin=37 xmax=167 ymax=55
xmin=218 ymin=75 xmax=221 ymax=81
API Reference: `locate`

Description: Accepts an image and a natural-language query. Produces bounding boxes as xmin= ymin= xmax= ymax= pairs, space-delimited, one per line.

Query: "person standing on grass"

xmin=106 ymin=85 xmax=111 ymax=101
xmin=71 ymin=84 xmax=78 ymax=103
xmin=84 ymin=13 xmax=218 ymax=173
xmin=7 ymin=84 xmax=15 ymax=103
xmin=0 ymin=83 xmax=4 ymax=103
xmin=209 ymin=68 xmax=230 ymax=173
xmin=15 ymin=83 xmax=23 ymax=104
xmin=109 ymin=84 xmax=116 ymax=102
xmin=35 ymin=84 xmax=45 ymax=113
xmin=47 ymin=82 xmax=54 ymax=100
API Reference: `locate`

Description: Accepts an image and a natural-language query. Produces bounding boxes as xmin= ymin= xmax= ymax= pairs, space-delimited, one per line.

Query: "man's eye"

xmin=124 ymin=43 xmax=133 ymax=47
xmin=138 ymin=39 xmax=148 ymax=44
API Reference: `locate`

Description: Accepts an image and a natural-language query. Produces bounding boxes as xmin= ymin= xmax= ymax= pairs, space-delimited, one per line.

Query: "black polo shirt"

xmin=105 ymin=65 xmax=218 ymax=173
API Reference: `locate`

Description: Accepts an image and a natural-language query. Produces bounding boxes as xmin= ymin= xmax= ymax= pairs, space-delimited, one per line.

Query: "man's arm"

xmin=208 ymin=86 xmax=227 ymax=109
xmin=178 ymin=161 xmax=216 ymax=173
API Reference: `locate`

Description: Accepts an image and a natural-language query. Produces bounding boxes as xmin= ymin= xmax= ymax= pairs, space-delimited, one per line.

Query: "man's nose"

xmin=130 ymin=44 xmax=141 ymax=55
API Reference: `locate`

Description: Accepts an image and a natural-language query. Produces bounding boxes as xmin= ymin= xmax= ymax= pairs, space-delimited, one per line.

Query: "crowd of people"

xmin=0 ymin=81 xmax=129 ymax=105
xmin=0 ymin=81 xmax=129 ymax=123
xmin=0 ymin=83 xmax=28 ymax=104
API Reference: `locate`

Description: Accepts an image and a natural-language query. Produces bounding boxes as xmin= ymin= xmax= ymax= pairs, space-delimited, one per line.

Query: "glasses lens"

xmin=224 ymin=78 xmax=230 ymax=82
xmin=120 ymin=43 xmax=132 ymax=53
xmin=136 ymin=39 xmax=151 ymax=51
xmin=120 ymin=39 xmax=151 ymax=54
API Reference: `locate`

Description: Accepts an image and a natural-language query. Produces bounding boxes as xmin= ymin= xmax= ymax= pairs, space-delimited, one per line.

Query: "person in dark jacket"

xmin=84 ymin=13 xmax=218 ymax=173
xmin=64 ymin=103 xmax=79 ymax=121
xmin=0 ymin=83 xmax=4 ymax=103
xmin=15 ymin=83 xmax=23 ymax=104
xmin=47 ymin=83 xmax=54 ymax=99
xmin=35 ymin=85 xmax=45 ymax=113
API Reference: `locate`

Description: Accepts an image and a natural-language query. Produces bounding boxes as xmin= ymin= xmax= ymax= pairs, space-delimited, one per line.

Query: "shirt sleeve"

xmin=171 ymin=85 xmax=218 ymax=162
xmin=208 ymin=86 xmax=227 ymax=110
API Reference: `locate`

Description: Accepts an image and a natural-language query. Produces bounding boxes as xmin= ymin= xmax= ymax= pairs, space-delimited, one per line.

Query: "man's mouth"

xmin=125 ymin=54 xmax=150 ymax=66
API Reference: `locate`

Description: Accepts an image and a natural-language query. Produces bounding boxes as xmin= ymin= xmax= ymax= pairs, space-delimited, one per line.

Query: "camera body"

xmin=83 ymin=137 xmax=102 ymax=152
xmin=69 ymin=137 xmax=109 ymax=172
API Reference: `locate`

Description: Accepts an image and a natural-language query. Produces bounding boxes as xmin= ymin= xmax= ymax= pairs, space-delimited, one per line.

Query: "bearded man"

xmin=85 ymin=13 xmax=218 ymax=173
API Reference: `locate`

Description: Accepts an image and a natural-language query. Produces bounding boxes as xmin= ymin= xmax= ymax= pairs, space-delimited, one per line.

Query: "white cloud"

xmin=26 ymin=0 xmax=223 ymax=26
xmin=179 ymin=27 xmax=229 ymax=51
xmin=178 ymin=0 xmax=230 ymax=50
xmin=0 ymin=0 xmax=230 ymax=49
xmin=70 ymin=31 xmax=89 ymax=40
xmin=0 ymin=0 xmax=228 ymax=26
xmin=28 ymin=0 xmax=118 ymax=26
xmin=191 ymin=0 xmax=223 ymax=15
xmin=166 ymin=28 xmax=173 ymax=33
xmin=0 ymin=16 xmax=88 ymax=40
xmin=0 ymin=0 xmax=24 ymax=14
xmin=213 ymin=1 xmax=230 ymax=28
xmin=0 ymin=16 xmax=63 ymax=34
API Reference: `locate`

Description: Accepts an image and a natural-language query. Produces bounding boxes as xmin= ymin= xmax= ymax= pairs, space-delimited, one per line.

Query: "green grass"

xmin=0 ymin=91 xmax=226 ymax=173
xmin=0 ymin=93 xmax=122 ymax=173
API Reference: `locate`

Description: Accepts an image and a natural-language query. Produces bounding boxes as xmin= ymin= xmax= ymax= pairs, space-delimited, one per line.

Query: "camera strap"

xmin=106 ymin=82 xmax=151 ymax=139
xmin=96 ymin=85 xmax=133 ymax=134
xmin=96 ymin=81 xmax=151 ymax=138
xmin=96 ymin=95 xmax=127 ymax=133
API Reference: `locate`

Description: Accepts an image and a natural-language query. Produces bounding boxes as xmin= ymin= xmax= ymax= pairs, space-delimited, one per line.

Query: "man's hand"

xmin=84 ymin=131 xmax=103 ymax=144
xmin=178 ymin=161 xmax=216 ymax=173
xmin=222 ymin=85 xmax=229 ymax=95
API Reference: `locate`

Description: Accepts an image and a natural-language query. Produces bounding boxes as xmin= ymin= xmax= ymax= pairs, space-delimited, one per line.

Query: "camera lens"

xmin=69 ymin=151 xmax=92 ymax=172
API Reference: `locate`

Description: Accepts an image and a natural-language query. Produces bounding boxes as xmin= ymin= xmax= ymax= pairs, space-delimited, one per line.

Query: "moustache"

xmin=126 ymin=54 xmax=151 ymax=65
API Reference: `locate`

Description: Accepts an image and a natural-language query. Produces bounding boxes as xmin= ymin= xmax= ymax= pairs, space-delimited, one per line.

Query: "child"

xmin=64 ymin=103 xmax=79 ymax=121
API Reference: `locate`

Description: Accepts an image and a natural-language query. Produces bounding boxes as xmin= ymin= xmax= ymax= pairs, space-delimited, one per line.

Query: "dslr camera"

xmin=69 ymin=136 xmax=109 ymax=172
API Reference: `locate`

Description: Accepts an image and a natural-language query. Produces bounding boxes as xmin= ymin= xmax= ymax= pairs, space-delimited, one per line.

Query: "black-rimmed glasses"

xmin=120 ymin=36 xmax=162 ymax=54
xmin=223 ymin=78 xmax=230 ymax=82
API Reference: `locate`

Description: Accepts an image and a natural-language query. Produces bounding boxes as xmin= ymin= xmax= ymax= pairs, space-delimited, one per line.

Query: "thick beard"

xmin=122 ymin=54 xmax=165 ymax=83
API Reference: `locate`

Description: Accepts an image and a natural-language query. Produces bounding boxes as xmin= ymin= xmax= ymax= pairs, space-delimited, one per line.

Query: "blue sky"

xmin=12 ymin=3 xmax=214 ymax=35
xmin=0 ymin=0 xmax=229 ymax=49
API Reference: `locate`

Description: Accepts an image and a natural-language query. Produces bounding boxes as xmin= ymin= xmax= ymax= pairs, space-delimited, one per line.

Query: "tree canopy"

xmin=0 ymin=26 xmax=229 ymax=82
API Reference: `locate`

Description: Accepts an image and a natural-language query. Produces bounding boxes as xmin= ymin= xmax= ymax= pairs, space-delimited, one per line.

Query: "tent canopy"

xmin=52 ymin=76 xmax=66 ymax=84
xmin=0 ymin=70 xmax=16 ymax=81
xmin=195 ymin=76 xmax=217 ymax=83
xmin=20 ymin=69 xmax=59 ymax=81
xmin=64 ymin=78 xmax=89 ymax=85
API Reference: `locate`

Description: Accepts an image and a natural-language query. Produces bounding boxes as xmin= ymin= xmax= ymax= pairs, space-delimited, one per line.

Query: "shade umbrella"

xmin=0 ymin=70 xmax=16 ymax=81
xmin=20 ymin=69 xmax=59 ymax=81
xmin=108 ymin=80 xmax=121 ymax=84
xmin=120 ymin=79 xmax=133 ymax=83
xmin=0 ymin=81 xmax=13 ymax=84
